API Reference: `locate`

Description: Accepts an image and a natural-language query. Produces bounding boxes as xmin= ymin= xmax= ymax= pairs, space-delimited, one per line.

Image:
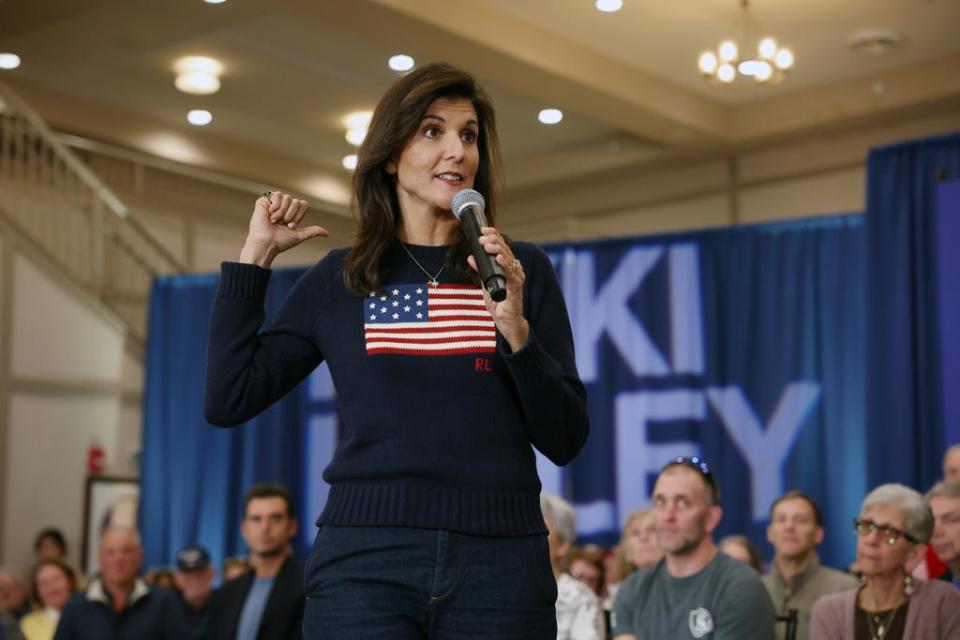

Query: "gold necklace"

xmin=862 ymin=584 xmax=906 ymax=640
xmin=400 ymin=243 xmax=445 ymax=288
xmin=866 ymin=603 xmax=902 ymax=640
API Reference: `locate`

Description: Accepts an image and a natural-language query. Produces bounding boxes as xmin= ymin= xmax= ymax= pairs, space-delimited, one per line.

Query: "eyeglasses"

xmin=662 ymin=456 xmax=720 ymax=505
xmin=853 ymin=518 xmax=919 ymax=545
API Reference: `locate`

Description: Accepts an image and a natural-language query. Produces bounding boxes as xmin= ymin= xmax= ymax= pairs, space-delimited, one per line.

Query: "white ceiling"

xmin=0 ymin=0 xmax=957 ymax=212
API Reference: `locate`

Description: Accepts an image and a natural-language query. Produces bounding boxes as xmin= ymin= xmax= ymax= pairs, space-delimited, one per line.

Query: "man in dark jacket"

xmin=54 ymin=528 xmax=186 ymax=639
xmin=208 ymin=484 xmax=303 ymax=640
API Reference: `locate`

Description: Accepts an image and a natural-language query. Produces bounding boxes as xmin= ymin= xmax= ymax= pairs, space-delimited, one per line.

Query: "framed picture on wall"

xmin=81 ymin=476 xmax=140 ymax=574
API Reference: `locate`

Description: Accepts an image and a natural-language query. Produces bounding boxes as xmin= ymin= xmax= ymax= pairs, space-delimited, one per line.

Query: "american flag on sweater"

xmin=363 ymin=283 xmax=496 ymax=355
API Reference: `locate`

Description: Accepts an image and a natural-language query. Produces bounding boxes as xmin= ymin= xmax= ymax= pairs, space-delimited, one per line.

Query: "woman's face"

xmin=623 ymin=513 xmax=662 ymax=568
xmin=856 ymin=502 xmax=921 ymax=579
xmin=389 ymin=97 xmax=481 ymax=218
xmin=36 ymin=564 xmax=71 ymax=611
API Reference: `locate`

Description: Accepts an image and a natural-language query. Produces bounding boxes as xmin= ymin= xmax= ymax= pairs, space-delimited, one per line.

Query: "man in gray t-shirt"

xmin=613 ymin=458 xmax=774 ymax=640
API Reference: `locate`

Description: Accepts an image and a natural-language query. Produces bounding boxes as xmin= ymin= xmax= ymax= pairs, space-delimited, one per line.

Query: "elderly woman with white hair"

xmin=811 ymin=483 xmax=960 ymax=639
xmin=540 ymin=492 xmax=604 ymax=640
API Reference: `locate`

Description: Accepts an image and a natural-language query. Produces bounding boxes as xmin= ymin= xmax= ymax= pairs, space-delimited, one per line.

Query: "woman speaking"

xmin=205 ymin=62 xmax=589 ymax=638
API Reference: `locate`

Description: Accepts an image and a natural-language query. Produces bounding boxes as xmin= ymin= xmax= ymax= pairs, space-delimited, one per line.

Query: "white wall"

xmin=0 ymin=241 xmax=130 ymax=577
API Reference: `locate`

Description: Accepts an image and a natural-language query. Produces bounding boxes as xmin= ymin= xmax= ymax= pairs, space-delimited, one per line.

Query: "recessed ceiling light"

xmin=343 ymin=111 xmax=373 ymax=129
xmin=538 ymin=109 xmax=563 ymax=125
xmin=187 ymin=109 xmax=213 ymax=126
xmin=388 ymin=54 xmax=415 ymax=72
xmin=0 ymin=53 xmax=21 ymax=70
xmin=345 ymin=128 xmax=367 ymax=146
xmin=204 ymin=0 xmax=227 ymax=4
xmin=342 ymin=154 xmax=358 ymax=171
xmin=176 ymin=73 xmax=221 ymax=95
xmin=174 ymin=56 xmax=224 ymax=95
xmin=595 ymin=0 xmax=623 ymax=12
xmin=174 ymin=56 xmax=223 ymax=76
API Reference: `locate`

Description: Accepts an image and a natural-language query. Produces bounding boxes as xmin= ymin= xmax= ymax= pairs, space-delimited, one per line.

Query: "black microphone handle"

xmin=459 ymin=205 xmax=507 ymax=302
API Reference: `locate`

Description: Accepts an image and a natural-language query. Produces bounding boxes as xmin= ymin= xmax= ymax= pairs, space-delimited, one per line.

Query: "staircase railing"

xmin=0 ymin=79 xmax=187 ymax=353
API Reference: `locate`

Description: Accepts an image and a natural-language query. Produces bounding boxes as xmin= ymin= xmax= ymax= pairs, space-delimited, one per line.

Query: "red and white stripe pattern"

xmin=363 ymin=283 xmax=496 ymax=356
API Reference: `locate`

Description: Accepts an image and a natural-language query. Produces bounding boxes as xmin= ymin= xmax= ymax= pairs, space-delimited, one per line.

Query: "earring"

xmin=904 ymin=574 xmax=915 ymax=596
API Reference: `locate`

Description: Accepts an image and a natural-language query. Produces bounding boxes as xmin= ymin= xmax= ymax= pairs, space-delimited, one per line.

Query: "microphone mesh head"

xmin=451 ymin=189 xmax=485 ymax=220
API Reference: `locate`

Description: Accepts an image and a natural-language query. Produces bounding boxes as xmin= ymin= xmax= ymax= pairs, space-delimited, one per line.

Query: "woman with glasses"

xmin=810 ymin=484 xmax=960 ymax=639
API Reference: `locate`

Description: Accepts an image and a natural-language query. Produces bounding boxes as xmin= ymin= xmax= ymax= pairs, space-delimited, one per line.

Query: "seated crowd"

xmin=2 ymin=447 xmax=960 ymax=639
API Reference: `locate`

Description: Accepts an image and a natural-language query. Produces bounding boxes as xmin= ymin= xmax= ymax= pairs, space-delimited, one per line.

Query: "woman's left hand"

xmin=467 ymin=226 xmax=529 ymax=352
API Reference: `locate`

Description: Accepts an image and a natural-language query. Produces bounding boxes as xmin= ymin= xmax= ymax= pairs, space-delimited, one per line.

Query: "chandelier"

xmin=697 ymin=0 xmax=794 ymax=85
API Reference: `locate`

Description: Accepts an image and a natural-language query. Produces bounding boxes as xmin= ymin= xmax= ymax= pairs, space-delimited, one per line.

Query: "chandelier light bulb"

xmin=774 ymin=48 xmax=794 ymax=70
xmin=717 ymin=64 xmax=736 ymax=83
xmin=738 ymin=60 xmax=759 ymax=76
xmin=342 ymin=154 xmax=358 ymax=171
xmin=388 ymin=54 xmax=415 ymax=72
xmin=719 ymin=40 xmax=738 ymax=62
xmin=698 ymin=52 xmax=718 ymax=74
xmin=754 ymin=61 xmax=773 ymax=82
xmin=758 ymin=37 xmax=778 ymax=59
xmin=595 ymin=0 xmax=623 ymax=12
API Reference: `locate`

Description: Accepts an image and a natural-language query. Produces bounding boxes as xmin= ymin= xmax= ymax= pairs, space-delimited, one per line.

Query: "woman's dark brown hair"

xmin=30 ymin=558 xmax=77 ymax=607
xmin=342 ymin=62 xmax=502 ymax=295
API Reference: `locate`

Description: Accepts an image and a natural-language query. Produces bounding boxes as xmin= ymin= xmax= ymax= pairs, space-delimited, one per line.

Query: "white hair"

xmin=861 ymin=483 xmax=933 ymax=543
xmin=540 ymin=492 xmax=576 ymax=544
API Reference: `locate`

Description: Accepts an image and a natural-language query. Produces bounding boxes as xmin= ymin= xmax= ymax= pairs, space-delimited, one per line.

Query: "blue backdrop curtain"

xmin=141 ymin=132 xmax=960 ymax=572
xmin=141 ymin=213 xmax=872 ymax=570
xmin=865 ymin=132 xmax=960 ymax=491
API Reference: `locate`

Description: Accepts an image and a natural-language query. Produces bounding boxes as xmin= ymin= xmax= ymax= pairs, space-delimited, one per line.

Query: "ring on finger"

xmin=505 ymin=257 xmax=522 ymax=274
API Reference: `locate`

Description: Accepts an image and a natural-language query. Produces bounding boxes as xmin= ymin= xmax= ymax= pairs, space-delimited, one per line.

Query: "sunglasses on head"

xmin=662 ymin=456 xmax=720 ymax=504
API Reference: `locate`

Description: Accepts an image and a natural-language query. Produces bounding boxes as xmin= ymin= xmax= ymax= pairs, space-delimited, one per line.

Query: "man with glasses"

xmin=927 ymin=479 xmax=960 ymax=587
xmin=612 ymin=457 xmax=774 ymax=639
xmin=763 ymin=491 xmax=858 ymax=640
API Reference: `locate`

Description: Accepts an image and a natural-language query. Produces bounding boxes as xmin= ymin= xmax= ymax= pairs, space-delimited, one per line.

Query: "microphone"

xmin=451 ymin=189 xmax=507 ymax=302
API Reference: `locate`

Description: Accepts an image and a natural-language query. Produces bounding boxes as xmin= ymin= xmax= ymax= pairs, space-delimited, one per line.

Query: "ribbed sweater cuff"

xmin=217 ymin=262 xmax=271 ymax=301
xmin=500 ymin=330 xmax=560 ymax=382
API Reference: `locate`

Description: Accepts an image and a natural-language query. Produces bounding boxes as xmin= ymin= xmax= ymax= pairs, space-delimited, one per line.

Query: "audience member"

xmin=18 ymin=560 xmax=77 ymax=640
xmin=927 ymin=479 xmax=960 ymax=587
xmin=541 ymin=492 xmax=604 ymax=640
xmin=944 ymin=444 xmax=960 ymax=481
xmin=811 ymin=484 xmax=960 ymax=639
xmin=0 ymin=570 xmax=28 ymax=620
xmin=172 ymin=546 xmax=215 ymax=639
xmin=32 ymin=531 xmax=67 ymax=564
xmin=718 ymin=534 xmax=763 ymax=573
xmin=53 ymin=527 xmax=186 ymax=639
xmin=612 ymin=457 xmax=774 ymax=639
xmin=619 ymin=509 xmax=661 ymax=571
xmin=143 ymin=568 xmax=175 ymax=591
xmin=763 ymin=490 xmax=858 ymax=640
xmin=568 ymin=546 xmax=605 ymax=598
xmin=208 ymin=483 xmax=303 ymax=640
xmin=221 ymin=557 xmax=250 ymax=582
xmin=2 ymin=609 xmax=25 ymax=640
xmin=603 ymin=510 xmax=661 ymax=621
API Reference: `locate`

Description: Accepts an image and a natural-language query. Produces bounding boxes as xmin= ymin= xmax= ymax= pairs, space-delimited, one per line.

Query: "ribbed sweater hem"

xmin=316 ymin=481 xmax=548 ymax=537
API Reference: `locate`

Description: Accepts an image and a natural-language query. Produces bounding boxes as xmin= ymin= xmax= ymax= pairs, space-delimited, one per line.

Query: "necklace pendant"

xmin=429 ymin=279 xmax=439 ymax=288
xmin=877 ymin=625 xmax=885 ymax=638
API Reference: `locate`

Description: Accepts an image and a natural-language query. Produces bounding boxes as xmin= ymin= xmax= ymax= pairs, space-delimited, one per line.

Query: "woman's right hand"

xmin=239 ymin=191 xmax=329 ymax=268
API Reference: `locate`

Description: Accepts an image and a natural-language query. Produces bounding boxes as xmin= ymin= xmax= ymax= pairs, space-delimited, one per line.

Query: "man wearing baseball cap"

xmin=173 ymin=545 xmax=215 ymax=639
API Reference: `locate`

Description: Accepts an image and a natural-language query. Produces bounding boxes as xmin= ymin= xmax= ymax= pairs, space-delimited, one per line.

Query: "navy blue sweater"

xmin=205 ymin=241 xmax=589 ymax=535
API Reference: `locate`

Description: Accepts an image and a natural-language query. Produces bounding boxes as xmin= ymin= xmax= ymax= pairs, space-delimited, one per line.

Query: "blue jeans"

xmin=302 ymin=525 xmax=557 ymax=639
